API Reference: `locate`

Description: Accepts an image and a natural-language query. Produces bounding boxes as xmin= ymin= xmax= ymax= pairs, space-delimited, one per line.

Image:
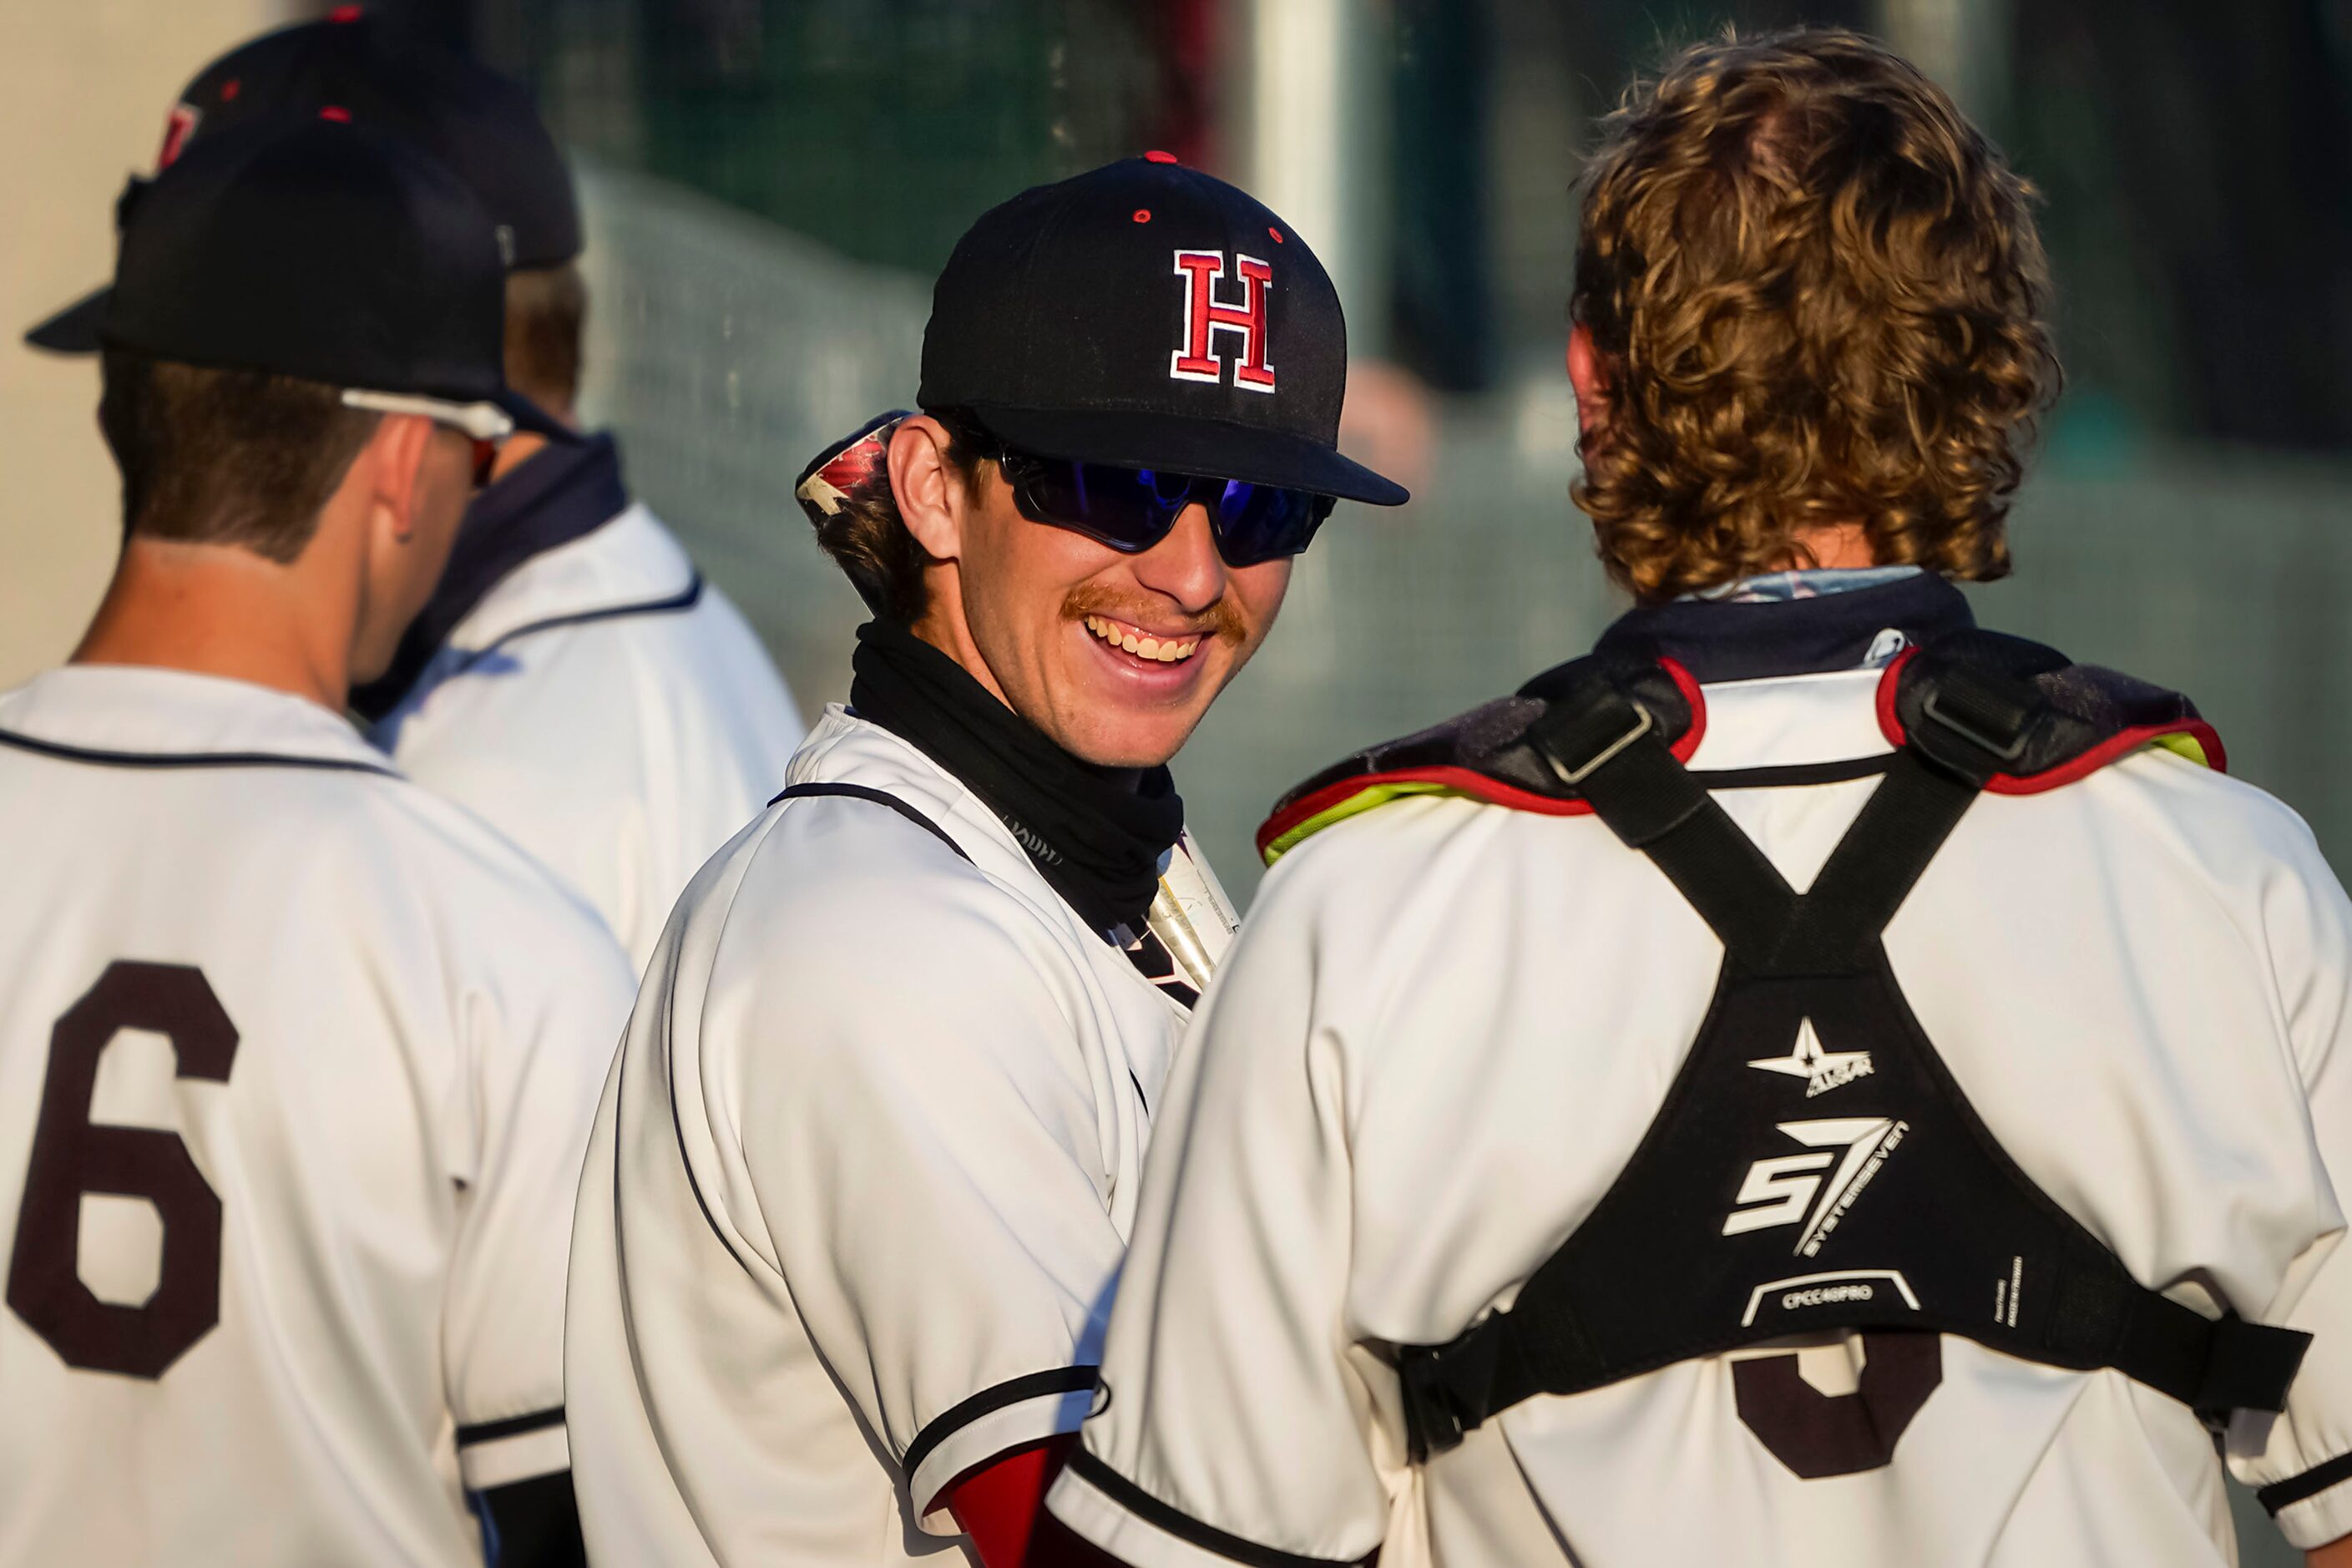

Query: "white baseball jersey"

xmin=368 ymin=499 xmax=805 ymax=969
xmin=565 ymin=704 xmax=1233 ymax=1565
xmin=0 ymin=665 xmax=636 ymax=1567
xmin=1052 ymin=641 xmax=2352 ymax=1565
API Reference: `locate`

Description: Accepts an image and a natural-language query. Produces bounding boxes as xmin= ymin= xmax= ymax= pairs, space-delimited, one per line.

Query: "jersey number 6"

xmin=7 ymin=961 xmax=240 ymax=1378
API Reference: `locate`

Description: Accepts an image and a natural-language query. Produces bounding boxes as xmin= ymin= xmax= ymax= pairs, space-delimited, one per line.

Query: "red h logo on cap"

xmin=1170 ymin=250 xmax=1275 ymax=393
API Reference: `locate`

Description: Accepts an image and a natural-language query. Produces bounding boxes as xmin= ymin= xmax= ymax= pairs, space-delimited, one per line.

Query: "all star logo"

xmin=1748 ymin=1018 xmax=1873 ymax=1097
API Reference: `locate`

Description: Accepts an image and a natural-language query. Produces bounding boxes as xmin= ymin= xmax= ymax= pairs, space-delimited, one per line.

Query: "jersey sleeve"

xmin=440 ymin=903 xmax=636 ymax=1491
xmin=2228 ymin=817 xmax=2352 ymax=1551
xmin=734 ymin=858 xmax=1135 ymax=1529
xmin=1046 ymin=845 xmax=1397 ymax=1568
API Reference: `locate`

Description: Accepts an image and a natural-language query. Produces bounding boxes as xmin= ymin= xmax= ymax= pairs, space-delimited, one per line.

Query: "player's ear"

xmin=1567 ymin=321 xmax=1614 ymax=440
xmin=888 ymin=415 xmax=969 ymax=564
xmin=355 ymin=413 xmax=435 ymax=544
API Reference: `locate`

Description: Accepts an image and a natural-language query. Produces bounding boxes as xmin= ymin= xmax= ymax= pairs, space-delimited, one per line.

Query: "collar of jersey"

xmin=429 ymin=498 xmax=694 ymax=661
xmin=1598 ymin=570 xmax=1975 ymax=685
xmin=0 ymin=665 xmax=394 ymax=771
xmin=786 ymin=706 xmax=1164 ymax=945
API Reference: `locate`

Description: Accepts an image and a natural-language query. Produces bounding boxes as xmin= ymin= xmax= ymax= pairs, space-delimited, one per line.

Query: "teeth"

xmin=1085 ymin=615 xmax=1200 ymax=664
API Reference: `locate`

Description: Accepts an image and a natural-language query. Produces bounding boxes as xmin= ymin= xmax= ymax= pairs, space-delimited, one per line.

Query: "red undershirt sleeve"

xmin=948 ymin=1437 xmax=1090 ymax=1568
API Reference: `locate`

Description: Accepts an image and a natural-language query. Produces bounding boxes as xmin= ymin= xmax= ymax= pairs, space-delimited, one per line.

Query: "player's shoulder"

xmin=1244 ymin=785 xmax=1523 ymax=988
xmin=563 ymin=508 xmax=797 ymax=720
xmin=732 ymin=718 xmax=1037 ymax=928
xmin=402 ymin=505 xmax=790 ymax=741
xmin=347 ymin=763 xmax=630 ymax=963
xmin=672 ymin=711 xmax=1073 ymax=999
xmin=2076 ymin=732 xmax=2331 ymax=886
xmin=1252 ymin=623 xmax=2322 ymax=918
xmin=438 ymin=505 xmax=695 ymax=679
xmin=0 ymin=667 xmax=629 ymax=979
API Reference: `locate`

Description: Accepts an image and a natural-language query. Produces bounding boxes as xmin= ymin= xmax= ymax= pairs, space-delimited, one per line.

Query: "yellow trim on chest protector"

xmin=1261 ymin=781 xmax=1465 ymax=866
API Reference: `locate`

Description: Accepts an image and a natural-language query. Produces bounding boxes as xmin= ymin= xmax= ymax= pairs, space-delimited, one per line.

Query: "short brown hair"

xmin=1571 ymin=28 xmax=2059 ymax=602
xmin=98 ymin=349 xmax=380 ymax=564
xmin=804 ymin=414 xmax=988 ymax=623
xmin=503 ymin=261 xmax=588 ymax=412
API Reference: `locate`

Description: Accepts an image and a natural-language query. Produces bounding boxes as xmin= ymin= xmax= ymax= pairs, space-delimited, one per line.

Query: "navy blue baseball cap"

xmin=25 ymin=8 xmax=578 ymax=356
xmin=151 ymin=8 xmax=579 ymax=268
xmin=25 ymin=112 xmax=571 ymax=443
xmin=918 ymin=154 xmax=1407 ymax=506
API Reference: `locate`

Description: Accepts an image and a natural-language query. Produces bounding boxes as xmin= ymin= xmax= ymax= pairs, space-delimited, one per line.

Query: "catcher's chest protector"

xmin=1260 ymin=632 xmax=2311 ymax=1466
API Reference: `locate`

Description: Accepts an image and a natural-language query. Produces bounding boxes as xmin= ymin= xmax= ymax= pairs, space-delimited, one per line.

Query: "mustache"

xmin=1062 ymin=587 xmax=1247 ymax=645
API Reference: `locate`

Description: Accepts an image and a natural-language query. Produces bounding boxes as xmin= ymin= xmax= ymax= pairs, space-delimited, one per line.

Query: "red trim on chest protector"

xmin=1257 ymin=658 xmax=1707 ymax=854
xmin=1873 ymin=647 xmax=2228 ymax=792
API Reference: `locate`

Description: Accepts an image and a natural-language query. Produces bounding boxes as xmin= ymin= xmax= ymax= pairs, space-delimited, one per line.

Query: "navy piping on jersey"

xmin=445 ymin=573 xmax=706 ymax=678
xmin=1687 ymin=754 xmax=1894 ymax=790
xmin=1064 ymin=1449 xmax=1361 ymax=1568
xmin=903 ymin=1367 xmax=1100 ymax=1491
xmin=767 ymin=781 xmax=975 ymax=863
xmin=2258 ymin=1449 xmax=2352 ymax=1515
xmin=0 ymin=727 xmax=400 ymax=778
xmin=455 ymin=1406 xmax=566 ymax=1448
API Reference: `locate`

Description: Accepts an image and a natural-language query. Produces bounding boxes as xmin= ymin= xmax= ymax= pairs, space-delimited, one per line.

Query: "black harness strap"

xmin=1771 ymin=750 xmax=1980 ymax=974
xmin=1523 ymin=687 xmax=1794 ymax=964
xmin=1397 ymin=665 xmax=2312 ymax=1461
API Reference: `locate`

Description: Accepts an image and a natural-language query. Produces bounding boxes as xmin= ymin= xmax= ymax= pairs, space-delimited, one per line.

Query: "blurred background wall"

xmin=0 ymin=0 xmax=298 ymax=690
xmin=13 ymin=0 xmax=2352 ymax=917
xmin=2 ymin=2 xmax=2338 ymax=1557
xmin=486 ymin=0 xmax=2352 ymax=916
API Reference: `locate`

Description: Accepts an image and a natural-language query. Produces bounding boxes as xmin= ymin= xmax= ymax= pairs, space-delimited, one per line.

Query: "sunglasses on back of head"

xmin=340 ymin=388 xmax=508 ymax=491
xmin=944 ymin=417 xmax=1336 ymax=568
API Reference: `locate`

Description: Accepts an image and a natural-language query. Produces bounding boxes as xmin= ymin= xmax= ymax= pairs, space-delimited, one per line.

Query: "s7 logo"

xmin=1722 ymin=1116 xmax=1908 ymax=1257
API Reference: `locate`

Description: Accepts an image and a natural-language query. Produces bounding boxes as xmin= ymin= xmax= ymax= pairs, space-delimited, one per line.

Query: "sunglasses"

xmin=340 ymin=388 xmax=511 ymax=490
xmin=940 ymin=418 xmax=1333 ymax=567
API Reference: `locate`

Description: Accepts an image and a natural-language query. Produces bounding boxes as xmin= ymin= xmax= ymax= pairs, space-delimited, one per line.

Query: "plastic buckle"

xmin=2192 ymin=1318 xmax=2312 ymax=1424
xmin=1920 ymin=685 xmax=2030 ymax=765
xmin=1540 ymin=701 xmax=1655 ymax=787
xmin=1398 ymin=1348 xmax=1471 ymax=1462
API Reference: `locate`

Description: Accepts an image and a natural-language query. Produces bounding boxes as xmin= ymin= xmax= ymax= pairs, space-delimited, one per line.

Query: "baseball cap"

xmin=154 ymin=8 xmax=579 ymax=268
xmin=23 ymin=113 xmax=571 ymax=443
xmin=918 ymin=154 xmax=1408 ymax=507
xmin=25 ymin=8 xmax=577 ymax=356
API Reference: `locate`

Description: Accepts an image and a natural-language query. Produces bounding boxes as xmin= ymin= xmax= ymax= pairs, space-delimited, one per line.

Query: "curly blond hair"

xmin=1571 ymin=28 xmax=2059 ymax=602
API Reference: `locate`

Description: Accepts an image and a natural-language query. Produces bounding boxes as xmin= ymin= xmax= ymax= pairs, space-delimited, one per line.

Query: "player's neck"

xmin=1779 ymin=520 xmax=1878 ymax=570
xmin=489 ymin=430 xmax=549 ymax=483
xmin=487 ymin=395 xmax=574 ymax=483
xmin=72 ymin=538 xmax=356 ymax=714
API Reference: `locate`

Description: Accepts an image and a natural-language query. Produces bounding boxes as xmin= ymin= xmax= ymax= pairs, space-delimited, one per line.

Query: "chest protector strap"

xmin=1395 ymin=650 xmax=2310 ymax=1460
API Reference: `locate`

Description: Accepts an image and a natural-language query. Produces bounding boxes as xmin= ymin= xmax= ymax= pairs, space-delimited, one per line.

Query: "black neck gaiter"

xmin=848 ymin=620 xmax=1184 ymax=936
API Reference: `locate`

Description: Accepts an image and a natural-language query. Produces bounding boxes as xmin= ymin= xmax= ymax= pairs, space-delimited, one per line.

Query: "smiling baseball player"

xmin=563 ymin=154 xmax=1407 ymax=1567
xmin=5 ymin=116 xmax=633 ymax=1565
xmin=109 ymin=10 xmax=808 ymax=967
xmin=1044 ymin=31 xmax=2351 ymax=1568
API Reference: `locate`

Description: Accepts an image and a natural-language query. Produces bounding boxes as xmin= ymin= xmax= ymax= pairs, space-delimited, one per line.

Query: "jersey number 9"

xmin=6 ymin=961 xmax=240 ymax=1378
